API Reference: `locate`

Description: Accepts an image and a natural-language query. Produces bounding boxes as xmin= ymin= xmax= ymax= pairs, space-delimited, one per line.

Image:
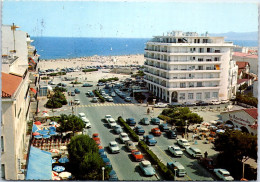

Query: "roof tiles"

xmin=2 ymin=72 xmax=22 ymax=98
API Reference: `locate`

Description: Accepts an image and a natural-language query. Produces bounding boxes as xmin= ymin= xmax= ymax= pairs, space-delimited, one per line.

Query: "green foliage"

xmin=46 ymin=90 xmax=68 ymax=108
xmin=46 ymin=99 xmax=62 ymax=108
xmin=56 ymin=114 xmax=85 ymax=134
xmin=138 ymin=141 xmax=175 ymax=180
xmin=236 ymin=93 xmax=258 ymax=107
xmin=133 ymin=92 xmax=146 ymax=103
xmin=158 ymin=115 xmax=172 ymax=123
xmin=239 ymin=83 xmax=248 ymax=91
xmin=48 ymin=72 xmax=66 ymax=76
xmin=82 ymin=69 xmax=98 ymax=72
xmin=117 ymin=116 xmax=139 ymax=142
xmin=94 ymin=90 xmax=105 ymax=102
xmin=70 ymin=81 xmax=82 ymax=84
xmin=147 ymin=95 xmax=157 ymax=104
xmin=27 ymin=121 xmax=33 ymax=135
xmin=132 ymin=70 xmax=145 ymax=77
xmin=53 ymin=86 xmax=67 ymax=92
xmin=41 ymin=77 xmax=49 ymax=80
xmin=67 ymin=135 xmax=111 ymax=180
xmin=98 ymin=77 xmax=119 ymax=83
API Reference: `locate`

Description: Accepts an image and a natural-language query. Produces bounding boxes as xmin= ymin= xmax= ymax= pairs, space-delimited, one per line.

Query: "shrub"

xmin=133 ymin=92 xmax=146 ymax=103
xmin=98 ymin=77 xmax=119 ymax=83
xmin=41 ymin=77 xmax=49 ymax=80
xmin=236 ymin=93 xmax=257 ymax=107
xmin=94 ymin=90 xmax=105 ymax=103
xmin=117 ymin=116 xmax=139 ymax=142
xmin=46 ymin=99 xmax=62 ymax=108
xmin=158 ymin=115 xmax=172 ymax=123
xmin=53 ymin=87 xmax=67 ymax=92
xmin=82 ymin=69 xmax=98 ymax=72
xmin=70 ymin=81 xmax=82 ymax=84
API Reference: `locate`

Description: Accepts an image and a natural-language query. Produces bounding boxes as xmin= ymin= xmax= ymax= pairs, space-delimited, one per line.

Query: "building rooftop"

xmin=243 ymin=108 xmax=258 ymax=120
xmin=237 ymin=79 xmax=250 ymax=85
xmin=233 ymin=52 xmax=258 ymax=59
xmin=236 ymin=62 xmax=250 ymax=69
xmin=2 ymin=72 xmax=22 ymax=98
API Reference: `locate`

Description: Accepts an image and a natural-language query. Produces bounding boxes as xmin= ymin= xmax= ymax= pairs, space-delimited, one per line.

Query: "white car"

xmin=109 ymin=141 xmax=120 ymax=153
xmin=221 ymin=99 xmax=229 ymax=104
xmin=154 ymin=102 xmax=168 ymax=108
xmin=74 ymin=99 xmax=80 ymax=105
xmin=168 ymin=145 xmax=183 ymax=157
xmin=108 ymin=118 xmax=117 ymax=128
xmin=119 ymin=133 xmax=130 ymax=143
xmin=214 ymin=168 xmax=234 ymax=181
xmin=106 ymin=96 xmax=113 ymax=102
xmin=211 ymin=100 xmax=221 ymax=105
xmin=105 ymin=115 xmax=112 ymax=122
xmin=177 ymin=138 xmax=190 ymax=148
xmin=81 ymin=117 xmax=91 ymax=128
xmin=185 ymin=146 xmax=203 ymax=158
xmin=78 ymin=113 xmax=86 ymax=118
xmin=111 ymin=92 xmax=116 ymax=97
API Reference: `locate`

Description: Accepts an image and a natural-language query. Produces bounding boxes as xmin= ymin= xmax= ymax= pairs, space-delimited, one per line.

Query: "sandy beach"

xmin=38 ymin=54 xmax=145 ymax=70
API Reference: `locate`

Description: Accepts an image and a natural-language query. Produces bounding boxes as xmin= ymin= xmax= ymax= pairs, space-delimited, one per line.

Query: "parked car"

xmin=108 ymin=170 xmax=118 ymax=181
xmin=150 ymin=118 xmax=161 ymax=125
xmin=168 ymin=102 xmax=182 ymax=107
xmin=78 ymin=113 xmax=86 ymax=118
xmin=167 ymin=162 xmax=186 ymax=177
xmin=102 ymin=158 xmax=112 ymax=168
xmin=108 ymin=118 xmax=117 ymax=128
xmin=57 ymin=83 xmax=67 ymax=87
xmin=74 ymin=99 xmax=80 ymax=105
xmin=151 ymin=128 xmax=162 ymax=136
xmin=139 ymin=160 xmax=155 ymax=176
xmin=196 ymin=101 xmax=209 ymax=106
xmin=70 ymin=91 xmax=75 ymax=96
xmin=105 ymin=115 xmax=113 ymax=122
xmin=177 ymin=138 xmax=190 ymax=148
xmin=131 ymin=150 xmax=144 ymax=161
xmin=154 ymin=102 xmax=168 ymax=108
xmin=48 ymin=81 xmax=56 ymax=85
xmin=92 ymin=133 xmax=100 ymax=142
xmin=112 ymin=125 xmax=123 ymax=134
xmin=125 ymin=141 xmax=137 ymax=151
xmin=183 ymin=102 xmax=196 ymax=107
xmin=74 ymin=88 xmax=80 ymax=94
xmin=134 ymin=125 xmax=145 ymax=135
xmin=106 ymin=97 xmax=113 ymax=102
xmin=92 ymin=97 xmax=99 ymax=103
xmin=168 ymin=145 xmax=183 ymax=157
xmin=140 ymin=117 xmax=149 ymax=125
xmin=166 ymin=130 xmax=177 ymax=139
xmin=210 ymin=100 xmax=221 ymax=105
xmin=108 ymin=141 xmax=120 ymax=153
xmin=126 ymin=118 xmax=136 ymax=126
xmin=88 ymin=91 xmax=95 ymax=97
xmin=111 ymin=92 xmax=116 ymax=97
xmin=198 ymin=157 xmax=215 ymax=170
xmin=119 ymin=133 xmax=130 ymax=143
xmin=143 ymin=135 xmax=157 ymax=146
xmin=213 ymin=169 xmax=234 ymax=181
xmin=82 ymin=83 xmax=93 ymax=87
xmin=124 ymin=97 xmax=131 ymax=102
xmin=98 ymin=149 xmax=107 ymax=158
xmin=159 ymin=123 xmax=169 ymax=132
xmin=185 ymin=146 xmax=203 ymax=158
xmin=97 ymin=82 xmax=104 ymax=86
xmin=221 ymin=99 xmax=229 ymax=104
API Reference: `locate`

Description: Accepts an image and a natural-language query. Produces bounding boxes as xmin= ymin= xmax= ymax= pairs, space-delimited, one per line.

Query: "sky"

xmin=2 ymin=1 xmax=258 ymax=38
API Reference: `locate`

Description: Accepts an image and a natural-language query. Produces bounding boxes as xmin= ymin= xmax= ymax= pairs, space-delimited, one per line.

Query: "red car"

xmin=151 ymin=128 xmax=162 ymax=136
xmin=198 ymin=157 xmax=215 ymax=170
xmin=92 ymin=133 xmax=101 ymax=142
xmin=131 ymin=150 xmax=144 ymax=161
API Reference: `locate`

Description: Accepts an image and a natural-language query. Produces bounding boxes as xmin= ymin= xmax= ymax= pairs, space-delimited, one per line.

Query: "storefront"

xmin=221 ymin=108 xmax=257 ymax=135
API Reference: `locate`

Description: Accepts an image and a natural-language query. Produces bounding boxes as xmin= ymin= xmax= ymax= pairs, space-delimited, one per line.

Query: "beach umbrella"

xmin=216 ymin=129 xmax=225 ymax=133
xmin=52 ymin=176 xmax=61 ymax=180
xmin=58 ymin=157 xmax=69 ymax=163
xmin=224 ymin=124 xmax=233 ymax=128
xmin=34 ymin=135 xmax=43 ymax=139
xmin=43 ymin=113 xmax=49 ymax=117
xmin=43 ymin=134 xmax=51 ymax=139
xmin=52 ymin=159 xmax=57 ymax=164
xmin=49 ymin=130 xmax=57 ymax=136
xmin=42 ymin=126 xmax=49 ymax=131
xmin=52 ymin=171 xmax=59 ymax=177
xmin=42 ymin=111 xmax=48 ymax=113
xmin=202 ymin=122 xmax=210 ymax=126
xmin=50 ymin=121 xmax=57 ymax=125
xmin=38 ymin=130 xmax=49 ymax=135
xmin=32 ymin=132 xmax=40 ymax=136
xmin=53 ymin=166 xmax=65 ymax=172
xmin=59 ymin=172 xmax=72 ymax=179
xmin=50 ymin=149 xmax=60 ymax=154
xmin=49 ymin=126 xmax=56 ymax=131
xmin=34 ymin=121 xmax=42 ymax=125
xmin=32 ymin=124 xmax=39 ymax=132
xmin=209 ymin=120 xmax=217 ymax=125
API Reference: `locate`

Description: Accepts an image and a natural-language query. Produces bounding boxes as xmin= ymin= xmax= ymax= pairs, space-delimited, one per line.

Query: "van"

xmin=167 ymin=162 xmax=186 ymax=177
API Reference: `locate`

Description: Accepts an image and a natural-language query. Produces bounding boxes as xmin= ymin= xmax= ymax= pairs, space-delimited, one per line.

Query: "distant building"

xmin=232 ymin=52 xmax=258 ymax=75
xmin=236 ymin=62 xmax=250 ymax=79
xmin=221 ymin=108 xmax=258 ymax=136
xmin=253 ymin=79 xmax=258 ymax=98
xmin=233 ymin=46 xmax=249 ymax=53
xmin=144 ymin=31 xmax=237 ymax=103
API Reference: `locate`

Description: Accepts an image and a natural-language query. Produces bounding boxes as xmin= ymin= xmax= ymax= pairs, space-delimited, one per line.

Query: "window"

xmin=214 ymin=57 xmax=219 ymax=61
xmin=205 ymin=92 xmax=210 ymax=99
xmin=17 ymin=108 xmax=21 ymax=118
xmin=189 ymin=82 xmax=194 ymax=87
xmin=1 ymin=137 xmax=3 ymax=152
xmin=203 ymin=39 xmax=208 ymax=43
xmin=180 ymin=83 xmax=186 ymax=88
xmin=207 ymin=48 xmax=211 ymax=53
xmin=196 ymin=93 xmax=202 ymax=100
xmin=198 ymin=66 xmax=203 ymax=70
xmin=1 ymin=164 xmax=5 ymax=179
xmin=199 ymin=48 xmax=204 ymax=53
xmin=198 ymin=58 xmax=203 ymax=62
xmin=193 ymin=57 xmax=195 ymax=60
xmin=197 ymin=82 xmax=203 ymax=87
xmin=188 ymin=93 xmax=194 ymax=99
xmin=179 ymin=93 xmax=185 ymax=100
xmin=206 ymin=59 xmax=212 ymax=62
xmin=212 ymin=92 xmax=218 ymax=98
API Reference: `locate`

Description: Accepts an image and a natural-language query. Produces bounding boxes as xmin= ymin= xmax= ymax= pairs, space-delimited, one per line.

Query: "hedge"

xmin=94 ymin=90 xmax=105 ymax=103
xmin=41 ymin=77 xmax=49 ymax=80
xmin=82 ymin=69 xmax=98 ymax=72
xmin=98 ymin=77 xmax=119 ymax=83
xmin=117 ymin=116 xmax=139 ymax=142
xmin=158 ymin=115 xmax=172 ymax=123
xmin=48 ymin=72 xmax=66 ymax=76
xmin=138 ymin=141 xmax=175 ymax=180
xmin=70 ymin=81 xmax=82 ymax=84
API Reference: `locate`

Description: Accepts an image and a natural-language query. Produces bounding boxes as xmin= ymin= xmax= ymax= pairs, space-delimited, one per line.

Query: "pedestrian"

xmin=192 ymin=134 xmax=195 ymax=141
xmin=68 ymin=101 xmax=70 ymax=106
xmin=182 ymin=133 xmax=184 ymax=138
xmin=204 ymin=151 xmax=208 ymax=158
xmin=186 ymin=133 xmax=189 ymax=140
xmin=70 ymin=100 xmax=73 ymax=106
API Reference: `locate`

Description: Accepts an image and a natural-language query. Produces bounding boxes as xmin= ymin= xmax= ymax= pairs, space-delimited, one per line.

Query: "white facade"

xmin=1 ymin=25 xmax=32 ymax=180
xmin=144 ymin=31 xmax=237 ymax=103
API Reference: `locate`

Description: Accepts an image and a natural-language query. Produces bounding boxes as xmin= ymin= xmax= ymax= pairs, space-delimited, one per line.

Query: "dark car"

xmin=109 ymin=170 xmax=118 ymax=181
xmin=74 ymin=88 xmax=80 ymax=94
xmin=159 ymin=123 xmax=170 ymax=132
xmin=134 ymin=126 xmax=145 ymax=135
xmin=102 ymin=158 xmax=112 ymax=168
xmin=105 ymin=84 xmax=110 ymax=89
xmin=57 ymin=83 xmax=67 ymax=87
xmin=97 ymin=82 xmax=104 ymax=86
xmin=198 ymin=157 xmax=215 ymax=170
xmin=151 ymin=118 xmax=161 ymax=125
xmin=99 ymin=149 xmax=107 ymax=158
xmin=70 ymin=91 xmax=75 ymax=96
xmin=166 ymin=130 xmax=177 ymax=139
xmin=140 ymin=118 xmax=149 ymax=125
xmin=196 ymin=101 xmax=209 ymax=106
xmin=126 ymin=118 xmax=136 ymax=126
xmin=143 ymin=135 xmax=157 ymax=146
xmin=82 ymin=83 xmax=93 ymax=87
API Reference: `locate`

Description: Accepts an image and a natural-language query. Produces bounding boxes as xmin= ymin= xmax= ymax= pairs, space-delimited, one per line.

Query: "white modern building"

xmin=144 ymin=31 xmax=238 ymax=103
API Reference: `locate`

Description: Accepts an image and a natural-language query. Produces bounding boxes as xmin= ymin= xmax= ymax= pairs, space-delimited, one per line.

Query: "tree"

xmin=67 ymin=135 xmax=111 ymax=180
xmin=56 ymin=114 xmax=85 ymax=135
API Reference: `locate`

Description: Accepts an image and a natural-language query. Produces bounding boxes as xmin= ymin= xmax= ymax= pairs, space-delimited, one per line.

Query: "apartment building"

xmin=144 ymin=31 xmax=238 ymax=103
xmin=1 ymin=24 xmax=37 ymax=180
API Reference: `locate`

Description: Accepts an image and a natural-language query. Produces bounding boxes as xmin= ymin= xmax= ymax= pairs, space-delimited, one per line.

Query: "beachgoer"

xmin=204 ymin=151 xmax=208 ymax=158
xmin=147 ymin=108 xmax=150 ymax=114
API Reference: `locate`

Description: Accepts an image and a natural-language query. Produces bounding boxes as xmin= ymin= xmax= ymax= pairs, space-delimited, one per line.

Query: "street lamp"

xmin=102 ymin=167 xmax=105 ymax=181
xmin=174 ymin=168 xmax=177 ymax=181
xmin=242 ymin=156 xmax=248 ymax=179
xmin=185 ymin=120 xmax=188 ymax=139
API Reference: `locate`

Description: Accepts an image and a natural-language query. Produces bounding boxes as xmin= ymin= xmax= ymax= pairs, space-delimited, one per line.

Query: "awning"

xmin=26 ymin=146 xmax=52 ymax=180
xmin=29 ymin=57 xmax=36 ymax=64
xmin=30 ymin=88 xmax=37 ymax=94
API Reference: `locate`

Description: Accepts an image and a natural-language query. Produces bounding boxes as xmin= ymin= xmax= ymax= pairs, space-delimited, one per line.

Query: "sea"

xmin=31 ymin=37 xmax=258 ymax=60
